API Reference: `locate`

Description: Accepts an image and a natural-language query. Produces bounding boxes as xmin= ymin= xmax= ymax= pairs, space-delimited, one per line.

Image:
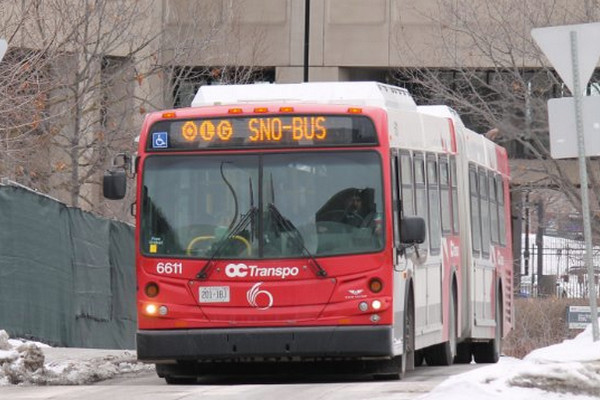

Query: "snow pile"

xmin=0 ymin=330 xmax=152 ymax=385
xmin=421 ymin=321 xmax=600 ymax=400
xmin=510 ymin=325 xmax=600 ymax=397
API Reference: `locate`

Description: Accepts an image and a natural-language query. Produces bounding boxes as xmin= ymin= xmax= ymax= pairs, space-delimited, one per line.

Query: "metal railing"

xmin=519 ymin=234 xmax=600 ymax=298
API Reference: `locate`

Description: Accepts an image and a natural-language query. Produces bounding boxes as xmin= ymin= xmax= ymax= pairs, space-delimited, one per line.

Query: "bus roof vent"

xmin=191 ymin=81 xmax=417 ymax=111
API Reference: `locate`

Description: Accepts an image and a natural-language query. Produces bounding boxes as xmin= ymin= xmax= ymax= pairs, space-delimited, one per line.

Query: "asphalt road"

xmin=0 ymin=362 xmax=482 ymax=400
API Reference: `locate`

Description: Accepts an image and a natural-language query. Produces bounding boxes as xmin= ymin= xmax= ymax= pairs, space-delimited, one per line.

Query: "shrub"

xmin=503 ymin=297 xmax=589 ymax=359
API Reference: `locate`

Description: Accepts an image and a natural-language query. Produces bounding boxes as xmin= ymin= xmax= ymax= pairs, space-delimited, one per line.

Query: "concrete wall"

xmin=162 ymin=0 xmax=594 ymax=82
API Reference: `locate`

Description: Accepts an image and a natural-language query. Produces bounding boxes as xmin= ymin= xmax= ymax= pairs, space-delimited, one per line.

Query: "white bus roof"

xmin=417 ymin=105 xmax=466 ymax=129
xmin=191 ymin=81 xmax=417 ymax=111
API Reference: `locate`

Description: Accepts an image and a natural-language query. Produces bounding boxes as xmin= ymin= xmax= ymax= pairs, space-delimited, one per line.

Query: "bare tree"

xmin=0 ymin=3 xmax=58 ymax=189
xmin=0 ymin=0 xmax=270 ymax=221
xmin=0 ymin=1 xmax=162 ymax=217
xmin=162 ymin=0 xmax=271 ymax=108
xmin=392 ymin=0 xmax=600 ymax=234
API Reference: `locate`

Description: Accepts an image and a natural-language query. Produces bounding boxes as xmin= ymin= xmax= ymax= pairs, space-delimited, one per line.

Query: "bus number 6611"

xmin=156 ymin=262 xmax=183 ymax=275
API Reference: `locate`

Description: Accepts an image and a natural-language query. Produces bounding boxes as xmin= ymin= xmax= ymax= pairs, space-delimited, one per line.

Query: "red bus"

xmin=104 ymin=82 xmax=513 ymax=383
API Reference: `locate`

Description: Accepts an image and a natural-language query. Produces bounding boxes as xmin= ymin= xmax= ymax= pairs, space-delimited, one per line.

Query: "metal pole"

xmin=524 ymin=192 xmax=530 ymax=276
xmin=571 ymin=30 xmax=599 ymax=341
xmin=532 ymin=244 xmax=536 ymax=296
xmin=303 ymin=0 xmax=310 ymax=82
xmin=536 ymin=201 xmax=544 ymax=294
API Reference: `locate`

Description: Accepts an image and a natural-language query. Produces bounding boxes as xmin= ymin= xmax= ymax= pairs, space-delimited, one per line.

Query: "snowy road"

xmin=2 ymin=324 xmax=600 ymax=400
xmin=0 ymin=363 xmax=479 ymax=400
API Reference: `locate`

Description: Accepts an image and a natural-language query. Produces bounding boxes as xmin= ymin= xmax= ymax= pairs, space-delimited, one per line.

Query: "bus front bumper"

xmin=137 ymin=325 xmax=394 ymax=362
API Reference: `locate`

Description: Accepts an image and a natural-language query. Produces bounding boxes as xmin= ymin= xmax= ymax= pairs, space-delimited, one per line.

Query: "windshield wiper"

xmin=268 ymin=203 xmax=327 ymax=278
xmin=196 ymin=206 xmax=257 ymax=280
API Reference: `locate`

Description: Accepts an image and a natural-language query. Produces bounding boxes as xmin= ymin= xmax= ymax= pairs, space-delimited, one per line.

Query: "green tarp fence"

xmin=0 ymin=183 xmax=135 ymax=349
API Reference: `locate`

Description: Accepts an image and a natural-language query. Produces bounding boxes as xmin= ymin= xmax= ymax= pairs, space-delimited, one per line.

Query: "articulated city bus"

xmin=104 ymin=82 xmax=513 ymax=383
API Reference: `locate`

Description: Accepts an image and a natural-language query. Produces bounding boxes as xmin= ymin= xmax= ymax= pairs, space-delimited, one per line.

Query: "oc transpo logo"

xmin=224 ymin=263 xmax=299 ymax=279
xmin=225 ymin=263 xmax=250 ymax=278
xmin=246 ymin=282 xmax=274 ymax=310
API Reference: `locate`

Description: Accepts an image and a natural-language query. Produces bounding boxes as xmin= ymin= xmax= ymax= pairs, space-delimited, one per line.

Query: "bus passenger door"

xmin=403 ymin=153 xmax=443 ymax=339
xmin=391 ymin=150 xmax=409 ymax=354
xmin=471 ymin=167 xmax=495 ymax=332
xmin=425 ymin=154 xmax=443 ymax=333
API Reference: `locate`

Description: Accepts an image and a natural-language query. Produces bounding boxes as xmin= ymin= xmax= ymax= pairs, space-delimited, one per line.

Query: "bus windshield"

xmin=141 ymin=151 xmax=383 ymax=259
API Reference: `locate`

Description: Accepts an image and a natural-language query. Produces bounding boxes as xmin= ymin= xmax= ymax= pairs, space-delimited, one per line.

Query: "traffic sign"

xmin=532 ymin=22 xmax=600 ymax=342
xmin=548 ymin=96 xmax=600 ymax=159
xmin=532 ymin=22 xmax=600 ymax=95
xmin=567 ymin=305 xmax=600 ymax=330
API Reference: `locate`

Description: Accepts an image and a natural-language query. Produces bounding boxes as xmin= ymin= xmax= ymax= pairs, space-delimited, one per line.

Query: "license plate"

xmin=199 ymin=286 xmax=230 ymax=303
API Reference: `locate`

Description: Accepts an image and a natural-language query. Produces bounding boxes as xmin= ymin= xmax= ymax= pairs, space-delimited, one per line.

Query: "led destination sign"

xmin=148 ymin=115 xmax=377 ymax=150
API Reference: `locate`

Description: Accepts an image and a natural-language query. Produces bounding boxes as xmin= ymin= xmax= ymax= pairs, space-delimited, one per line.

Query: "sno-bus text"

xmin=147 ymin=114 xmax=378 ymax=150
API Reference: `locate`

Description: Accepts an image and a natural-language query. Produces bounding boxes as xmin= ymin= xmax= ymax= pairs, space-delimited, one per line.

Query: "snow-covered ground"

xmin=0 ymin=324 xmax=599 ymax=399
xmin=0 ymin=330 xmax=152 ymax=385
xmin=420 ymin=321 xmax=600 ymax=399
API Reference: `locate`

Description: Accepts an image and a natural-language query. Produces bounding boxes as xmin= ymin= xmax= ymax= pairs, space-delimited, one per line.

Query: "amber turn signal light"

xmin=145 ymin=282 xmax=159 ymax=297
xmin=369 ymin=278 xmax=383 ymax=293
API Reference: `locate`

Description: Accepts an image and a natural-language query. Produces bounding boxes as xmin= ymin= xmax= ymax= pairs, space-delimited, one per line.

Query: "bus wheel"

xmin=414 ymin=350 xmax=424 ymax=367
xmin=156 ymin=363 xmax=198 ymax=385
xmin=372 ymin=357 xmax=402 ymax=380
xmin=454 ymin=342 xmax=472 ymax=364
xmin=424 ymin=291 xmax=456 ymax=366
xmin=473 ymin=295 xmax=502 ymax=364
xmin=401 ymin=292 xmax=415 ymax=376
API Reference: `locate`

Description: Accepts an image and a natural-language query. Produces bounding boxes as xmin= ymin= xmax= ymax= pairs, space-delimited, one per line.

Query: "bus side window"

xmin=450 ymin=156 xmax=459 ymax=234
xmin=427 ymin=154 xmax=441 ymax=255
xmin=399 ymin=151 xmax=414 ymax=216
xmin=479 ymin=169 xmax=490 ymax=257
xmin=414 ymin=153 xmax=428 ymax=249
xmin=469 ymin=165 xmax=481 ymax=257
xmin=439 ymin=156 xmax=451 ymax=235
xmin=497 ymin=176 xmax=507 ymax=246
xmin=489 ymin=174 xmax=499 ymax=244
xmin=396 ymin=150 xmax=427 ymax=247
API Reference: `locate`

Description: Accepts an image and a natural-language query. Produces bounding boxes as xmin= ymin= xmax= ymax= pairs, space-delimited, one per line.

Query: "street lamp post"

xmin=303 ymin=0 xmax=310 ymax=82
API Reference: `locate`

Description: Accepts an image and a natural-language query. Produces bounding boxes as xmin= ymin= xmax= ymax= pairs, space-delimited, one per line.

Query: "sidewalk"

xmin=41 ymin=347 xmax=138 ymax=364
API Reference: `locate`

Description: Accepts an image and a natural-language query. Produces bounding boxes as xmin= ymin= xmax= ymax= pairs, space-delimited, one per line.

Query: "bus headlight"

xmin=358 ymin=302 xmax=369 ymax=312
xmin=145 ymin=304 xmax=158 ymax=315
xmin=371 ymin=300 xmax=382 ymax=310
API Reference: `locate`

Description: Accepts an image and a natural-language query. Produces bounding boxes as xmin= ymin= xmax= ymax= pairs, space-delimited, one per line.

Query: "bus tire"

xmin=156 ymin=363 xmax=198 ymax=385
xmin=401 ymin=289 xmax=415 ymax=376
xmin=373 ymin=357 xmax=402 ymax=380
xmin=454 ymin=342 xmax=472 ymax=364
xmin=414 ymin=350 xmax=424 ymax=367
xmin=473 ymin=292 xmax=502 ymax=364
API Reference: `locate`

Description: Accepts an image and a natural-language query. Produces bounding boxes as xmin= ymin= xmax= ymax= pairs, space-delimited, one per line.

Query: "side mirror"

xmin=103 ymin=152 xmax=133 ymax=200
xmin=400 ymin=216 xmax=426 ymax=244
xmin=103 ymin=169 xmax=127 ymax=200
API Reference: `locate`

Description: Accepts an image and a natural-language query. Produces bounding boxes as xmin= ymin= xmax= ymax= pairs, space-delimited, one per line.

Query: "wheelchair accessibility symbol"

xmin=152 ymin=132 xmax=168 ymax=149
